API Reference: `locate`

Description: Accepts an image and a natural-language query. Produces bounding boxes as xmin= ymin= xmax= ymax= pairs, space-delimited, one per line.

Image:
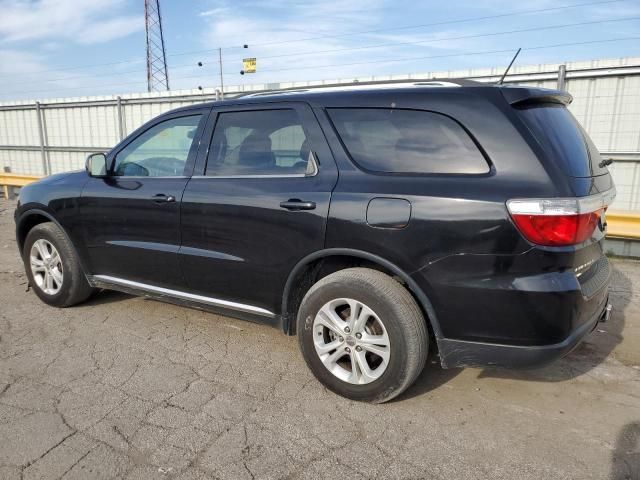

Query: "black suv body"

xmin=15 ymin=81 xmax=615 ymax=402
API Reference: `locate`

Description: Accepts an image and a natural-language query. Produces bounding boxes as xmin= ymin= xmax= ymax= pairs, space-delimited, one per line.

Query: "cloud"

xmin=0 ymin=0 xmax=145 ymax=100
xmin=75 ymin=15 xmax=143 ymax=44
xmin=199 ymin=7 xmax=228 ymax=17
xmin=2 ymin=0 xmax=638 ymax=99
xmin=0 ymin=49 xmax=46 ymax=77
xmin=0 ymin=0 xmax=143 ymax=44
xmin=187 ymin=0 xmax=510 ymax=90
xmin=184 ymin=0 xmax=640 ymax=90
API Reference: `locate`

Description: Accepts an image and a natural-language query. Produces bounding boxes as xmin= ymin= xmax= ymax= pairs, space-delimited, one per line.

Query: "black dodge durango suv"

xmin=15 ymin=80 xmax=615 ymax=402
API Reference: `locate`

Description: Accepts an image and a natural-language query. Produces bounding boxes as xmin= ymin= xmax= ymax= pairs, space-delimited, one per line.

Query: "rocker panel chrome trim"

xmin=93 ymin=274 xmax=275 ymax=317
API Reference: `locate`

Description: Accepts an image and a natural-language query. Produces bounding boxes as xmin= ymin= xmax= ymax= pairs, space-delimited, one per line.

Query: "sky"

xmin=0 ymin=0 xmax=639 ymax=101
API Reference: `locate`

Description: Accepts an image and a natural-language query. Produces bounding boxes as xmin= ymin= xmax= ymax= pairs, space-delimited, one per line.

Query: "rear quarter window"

xmin=516 ymin=103 xmax=607 ymax=178
xmin=327 ymin=108 xmax=489 ymax=175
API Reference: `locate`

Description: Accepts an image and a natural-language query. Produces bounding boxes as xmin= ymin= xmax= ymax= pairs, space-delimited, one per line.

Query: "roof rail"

xmin=230 ymin=77 xmax=480 ymax=99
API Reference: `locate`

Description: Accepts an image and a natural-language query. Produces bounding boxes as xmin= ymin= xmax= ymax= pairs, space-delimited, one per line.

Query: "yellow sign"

xmin=243 ymin=57 xmax=256 ymax=73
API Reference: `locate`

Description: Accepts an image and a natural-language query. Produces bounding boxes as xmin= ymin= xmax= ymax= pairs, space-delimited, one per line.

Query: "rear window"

xmin=327 ymin=108 xmax=489 ymax=174
xmin=516 ymin=104 xmax=607 ymax=177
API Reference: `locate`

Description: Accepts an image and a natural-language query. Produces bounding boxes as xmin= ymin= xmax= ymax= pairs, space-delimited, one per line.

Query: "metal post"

xmin=35 ymin=102 xmax=48 ymax=176
xmin=557 ymin=64 xmax=567 ymax=91
xmin=2 ymin=166 xmax=10 ymax=199
xmin=116 ymin=96 xmax=124 ymax=140
xmin=218 ymin=47 xmax=224 ymax=99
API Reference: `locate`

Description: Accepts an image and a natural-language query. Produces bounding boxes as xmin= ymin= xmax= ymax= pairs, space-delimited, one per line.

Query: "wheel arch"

xmin=16 ymin=208 xmax=89 ymax=275
xmin=16 ymin=208 xmax=58 ymax=251
xmin=280 ymin=248 xmax=442 ymax=339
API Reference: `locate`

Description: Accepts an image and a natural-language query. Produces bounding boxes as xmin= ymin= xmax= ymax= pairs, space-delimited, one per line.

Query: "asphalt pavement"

xmin=0 ymin=198 xmax=638 ymax=480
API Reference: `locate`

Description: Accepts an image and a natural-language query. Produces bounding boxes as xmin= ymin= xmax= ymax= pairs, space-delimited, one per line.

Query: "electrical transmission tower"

xmin=144 ymin=0 xmax=169 ymax=92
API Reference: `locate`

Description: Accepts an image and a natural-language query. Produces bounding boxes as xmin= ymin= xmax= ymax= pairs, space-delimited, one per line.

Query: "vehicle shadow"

xmin=83 ymin=289 xmax=133 ymax=307
xmin=395 ymin=351 xmax=463 ymax=401
xmin=610 ymin=421 xmax=640 ymax=480
xmin=81 ymin=262 xmax=631 ymax=396
xmin=398 ymin=262 xmax=632 ymax=401
xmin=476 ymin=262 xmax=632 ymax=383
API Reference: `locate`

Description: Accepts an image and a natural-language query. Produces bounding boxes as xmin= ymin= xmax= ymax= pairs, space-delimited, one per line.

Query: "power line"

xmin=2 ymin=36 xmax=637 ymax=98
xmin=213 ymin=0 xmax=633 ymax=50
xmin=0 ymin=73 xmax=211 ymax=97
xmin=4 ymin=12 xmax=637 ymax=88
xmin=4 ymin=62 xmax=215 ymax=88
xmin=220 ymin=15 xmax=640 ymax=63
xmin=0 ymin=0 xmax=631 ymax=80
xmin=230 ymin=36 xmax=640 ymax=75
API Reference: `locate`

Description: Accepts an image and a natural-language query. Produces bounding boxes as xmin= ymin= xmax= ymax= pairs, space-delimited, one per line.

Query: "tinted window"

xmin=517 ymin=104 xmax=606 ymax=177
xmin=205 ymin=109 xmax=313 ymax=176
xmin=114 ymin=115 xmax=202 ymax=177
xmin=328 ymin=108 xmax=488 ymax=174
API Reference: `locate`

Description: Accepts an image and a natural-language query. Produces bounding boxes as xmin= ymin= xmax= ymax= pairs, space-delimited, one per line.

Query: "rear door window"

xmin=516 ymin=103 xmax=607 ymax=177
xmin=327 ymin=108 xmax=489 ymax=174
xmin=205 ymin=109 xmax=314 ymax=176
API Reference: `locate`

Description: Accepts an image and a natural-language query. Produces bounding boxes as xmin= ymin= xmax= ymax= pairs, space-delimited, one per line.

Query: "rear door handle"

xmin=279 ymin=199 xmax=316 ymax=211
xmin=152 ymin=194 xmax=176 ymax=203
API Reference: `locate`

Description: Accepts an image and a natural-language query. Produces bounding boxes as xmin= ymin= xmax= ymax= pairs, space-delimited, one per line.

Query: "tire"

xmin=297 ymin=267 xmax=428 ymax=403
xmin=23 ymin=222 xmax=94 ymax=307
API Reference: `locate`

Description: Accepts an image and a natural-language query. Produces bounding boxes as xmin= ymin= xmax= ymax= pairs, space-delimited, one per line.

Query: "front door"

xmin=80 ymin=109 xmax=209 ymax=289
xmin=180 ymin=103 xmax=338 ymax=316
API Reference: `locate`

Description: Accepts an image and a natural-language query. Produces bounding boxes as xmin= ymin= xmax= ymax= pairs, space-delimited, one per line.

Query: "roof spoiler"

xmin=501 ymin=87 xmax=572 ymax=106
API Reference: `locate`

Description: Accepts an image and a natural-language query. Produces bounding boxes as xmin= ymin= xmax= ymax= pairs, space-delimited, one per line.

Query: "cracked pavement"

xmin=0 ymin=198 xmax=639 ymax=480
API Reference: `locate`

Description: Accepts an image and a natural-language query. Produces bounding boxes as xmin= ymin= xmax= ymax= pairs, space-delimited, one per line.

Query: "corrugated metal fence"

xmin=1 ymin=56 xmax=639 ymax=210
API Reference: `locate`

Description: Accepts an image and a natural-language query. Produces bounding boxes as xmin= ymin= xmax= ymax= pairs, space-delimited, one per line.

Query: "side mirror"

xmin=86 ymin=153 xmax=108 ymax=177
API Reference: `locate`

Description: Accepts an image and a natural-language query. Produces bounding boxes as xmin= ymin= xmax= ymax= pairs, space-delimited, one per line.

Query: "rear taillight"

xmin=507 ymin=190 xmax=616 ymax=246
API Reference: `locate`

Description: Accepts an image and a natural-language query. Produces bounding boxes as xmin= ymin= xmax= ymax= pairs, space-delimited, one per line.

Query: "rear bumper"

xmin=437 ymin=298 xmax=611 ymax=369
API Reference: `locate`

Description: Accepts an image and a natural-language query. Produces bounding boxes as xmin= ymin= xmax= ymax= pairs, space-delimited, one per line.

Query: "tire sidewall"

xmin=23 ymin=225 xmax=75 ymax=307
xmin=298 ymin=277 xmax=414 ymax=402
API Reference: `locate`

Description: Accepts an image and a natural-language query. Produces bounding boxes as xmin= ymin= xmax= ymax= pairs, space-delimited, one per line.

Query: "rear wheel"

xmin=23 ymin=222 xmax=94 ymax=307
xmin=297 ymin=268 xmax=428 ymax=403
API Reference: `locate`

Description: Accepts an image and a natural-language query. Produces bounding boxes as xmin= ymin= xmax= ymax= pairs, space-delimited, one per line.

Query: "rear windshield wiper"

xmin=599 ymin=158 xmax=613 ymax=168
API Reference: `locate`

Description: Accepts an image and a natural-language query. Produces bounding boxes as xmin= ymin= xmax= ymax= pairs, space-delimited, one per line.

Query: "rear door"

xmin=179 ymin=102 xmax=338 ymax=317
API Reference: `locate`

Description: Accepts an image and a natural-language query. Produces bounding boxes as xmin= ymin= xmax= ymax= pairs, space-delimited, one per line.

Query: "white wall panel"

xmin=609 ymin=162 xmax=640 ymax=211
xmin=0 ymin=150 xmax=43 ymax=175
xmin=0 ymin=109 xmax=40 ymax=146
xmin=47 ymin=151 xmax=87 ymax=173
xmin=0 ymin=57 xmax=639 ymax=211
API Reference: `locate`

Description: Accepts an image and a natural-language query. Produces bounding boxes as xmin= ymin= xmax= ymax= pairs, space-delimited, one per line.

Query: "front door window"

xmin=114 ymin=115 xmax=203 ymax=177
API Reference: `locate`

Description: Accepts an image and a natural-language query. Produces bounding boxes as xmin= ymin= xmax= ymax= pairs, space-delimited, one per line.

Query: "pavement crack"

xmin=0 ymin=381 xmax=11 ymax=398
xmin=243 ymin=461 xmax=256 ymax=480
xmin=21 ymin=430 xmax=75 ymax=470
xmin=112 ymin=424 xmax=130 ymax=446
xmin=58 ymin=448 xmax=92 ymax=478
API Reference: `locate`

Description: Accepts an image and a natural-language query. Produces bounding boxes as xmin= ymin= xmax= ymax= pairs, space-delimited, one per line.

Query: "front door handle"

xmin=152 ymin=194 xmax=176 ymax=203
xmin=280 ymin=199 xmax=316 ymax=211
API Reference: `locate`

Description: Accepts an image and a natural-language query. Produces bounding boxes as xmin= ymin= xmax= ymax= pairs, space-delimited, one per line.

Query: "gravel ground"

xmin=0 ymin=197 xmax=639 ymax=480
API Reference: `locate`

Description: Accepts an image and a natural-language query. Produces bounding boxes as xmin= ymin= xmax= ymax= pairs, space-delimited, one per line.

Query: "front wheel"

xmin=23 ymin=222 xmax=94 ymax=307
xmin=297 ymin=268 xmax=428 ymax=403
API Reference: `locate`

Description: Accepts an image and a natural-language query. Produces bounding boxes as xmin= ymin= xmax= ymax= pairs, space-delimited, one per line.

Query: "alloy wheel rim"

xmin=312 ymin=298 xmax=390 ymax=385
xmin=30 ymin=239 xmax=64 ymax=295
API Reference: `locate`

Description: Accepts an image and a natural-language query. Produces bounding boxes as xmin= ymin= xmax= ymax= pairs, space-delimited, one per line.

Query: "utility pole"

xmin=197 ymin=45 xmax=248 ymax=100
xmin=144 ymin=0 xmax=170 ymax=92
